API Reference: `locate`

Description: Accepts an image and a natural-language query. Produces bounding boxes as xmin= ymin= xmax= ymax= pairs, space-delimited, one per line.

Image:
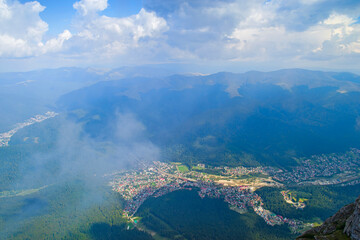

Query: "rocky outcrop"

xmin=297 ymin=196 xmax=360 ymax=240
xmin=344 ymin=196 xmax=360 ymax=240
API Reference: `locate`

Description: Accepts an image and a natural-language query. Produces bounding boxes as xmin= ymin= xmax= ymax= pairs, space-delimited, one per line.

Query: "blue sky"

xmin=1 ymin=0 xmax=360 ymax=73
xmin=18 ymin=0 xmax=143 ymax=35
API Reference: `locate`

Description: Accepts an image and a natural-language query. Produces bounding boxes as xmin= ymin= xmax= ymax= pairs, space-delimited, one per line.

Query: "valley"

xmin=2 ymin=0 xmax=360 ymax=238
xmin=1 ymin=68 xmax=360 ymax=239
xmin=0 ymin=112 xmax=58 ymax=147
xmin=109 ymin=148 xmax=360 ymax=237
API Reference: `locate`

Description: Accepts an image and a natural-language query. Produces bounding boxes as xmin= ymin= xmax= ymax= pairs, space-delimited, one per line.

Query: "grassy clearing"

xmin=177 ymin=165 xmax=189 ymax=173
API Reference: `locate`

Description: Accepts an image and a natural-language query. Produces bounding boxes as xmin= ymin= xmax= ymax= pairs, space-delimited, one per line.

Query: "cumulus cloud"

xmin=0 ymin=0 xmax=11 ymax=19
xmin=71 ymin=8 xmax=168 ymax=58
xmin=77 ymin=9 xmax=167 ymax=47
xmin=1 ymin=0 xmax=360 ymax=70
xmin=140 ymin=0 xmax=360 ymax=65
xmin=73 ymin=0 xmax=108 ymax=16
xmin=0 ymin=0 xmax=71 ymax=58
xmin=0 ymin=0 xmax=168 ymax=64
xmin=308 ymin=14 xmax=360 ymax=57
xmin=41 ymin=30 xmax=73 ymax=54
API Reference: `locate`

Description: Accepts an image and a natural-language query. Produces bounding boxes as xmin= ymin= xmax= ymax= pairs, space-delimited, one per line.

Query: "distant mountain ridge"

xmin=57 ymin=68 xmax=360 ymax=103
xmin=0 ymin=65 xmax=179 ymax=132
xmin=1 ymin=67 xmax=359 ymax=133
xmin=57 ymin=69 xmax=360 ymax=168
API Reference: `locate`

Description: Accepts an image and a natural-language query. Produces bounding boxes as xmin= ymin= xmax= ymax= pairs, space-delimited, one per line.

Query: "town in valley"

xmin=108 ymin=148 xmax=360 ymax=234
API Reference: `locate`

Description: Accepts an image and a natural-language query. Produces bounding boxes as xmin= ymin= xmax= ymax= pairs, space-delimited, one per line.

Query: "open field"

xmin=177 ymin=165 xmax=189 ymax=173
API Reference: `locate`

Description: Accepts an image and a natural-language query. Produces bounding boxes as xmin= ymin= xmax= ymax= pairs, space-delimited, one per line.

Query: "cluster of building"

xmin=110 ymin=167 xmax=173 ymax=201
xmin=253 ymin=206 xmax=302 ymax=232
xmin=185 ymin=171 xmax=207 ymax=181
xmin=152 ymin=180 xmax=189 ymax=198
xmin=107 ymin=148 xmax=360 ymax=234
xmin=196 ymin=182 xmax=257 ymax=209
xmin=110 ymin=160 xmax=317 ymax=231
xmin=192 ymin=181 xmax=303 ymax=230
xmin=123 ymin=179 xmax=194 ymax=216
xmin=253 ymin=206 xmax=283 ymax=225
xmin=110 ymin=161 xmax=185 ymax=216
xmin=340 ymin=179 xmax=360 ymax=187
xmin=0 ymin=111 xmax=58 ymax=147
xmin=124 ymin=187 xmax=157 ymax=216
xmin=273 ymin=149 xmax=360 ymax=184
xmin=112 ymin=160 xmax=304 ymax=231
xmin=222 ymin=166 xmax=281 ymax=177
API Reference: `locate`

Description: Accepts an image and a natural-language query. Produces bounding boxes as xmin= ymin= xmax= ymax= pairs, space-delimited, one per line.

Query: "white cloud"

xmin=309 ymin=14 xmax=360 ymax=58
xmin=0 ymin=0 xmax=11 ymax=19
xmin=0 ymin=0 xmax=168 ymax=66
xmin=225 ymin=9 xmax=360 ymax=62
xmin=1 ymin=0 xmax=360 ymax=71
xmin=0 ymin=0 xmax=72 ymax=58
xmin=73 ymin=0 xmax=107 ymax=16
xmin=323 ymin=14 xmax=355 ymax=26
xmin=41 ymin=30 xmax=73 ymax=53
xmin=0 ymin=34 xmax=31 ymax=57
xmin=71 ymin=7 xmax=168 ymax=59
xmin=143 ymin=0 xmax=360 ymax=66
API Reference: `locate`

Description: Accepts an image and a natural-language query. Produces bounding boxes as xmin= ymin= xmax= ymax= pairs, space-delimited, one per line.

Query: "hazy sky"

xmin=1 ymin=0 xmax=360 ymax=73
